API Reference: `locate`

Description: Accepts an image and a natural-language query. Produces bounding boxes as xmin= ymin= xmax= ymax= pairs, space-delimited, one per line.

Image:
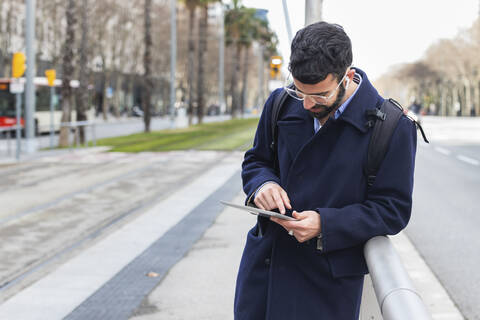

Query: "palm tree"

xmin=238 ymin=7 xmax=258 ymax=115
xmin=225 ymin=2 xmax=278 ymax=117
xmin=196 ymin=0 xmax=220 ymax=124
xmin=224 ymin=0 xmax=243 ymax=118
xmin=181 ymin=0 xmax=199 ymax=126
xmin=59 ymin=0 xmax=77 ymax=147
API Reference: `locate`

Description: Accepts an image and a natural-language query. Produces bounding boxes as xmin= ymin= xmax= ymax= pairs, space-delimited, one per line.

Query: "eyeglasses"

xmin=284 ymin=71 xmax=348 ymax=105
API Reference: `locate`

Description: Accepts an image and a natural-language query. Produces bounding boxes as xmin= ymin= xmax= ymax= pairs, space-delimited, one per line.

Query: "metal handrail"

xmin=58 ymin=120 xmax=97 ymax=148
xmin=0 ymin=125 xmax=23 ymax=159
xmin=364 ymin=236 xmax=432 ymax=320
xmin=0 ymin=120 xmax=97 ymax=160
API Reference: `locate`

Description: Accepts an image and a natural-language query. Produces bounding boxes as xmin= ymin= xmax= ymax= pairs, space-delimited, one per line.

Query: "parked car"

xmin=131 ymin=106 xmax=144 ymax=117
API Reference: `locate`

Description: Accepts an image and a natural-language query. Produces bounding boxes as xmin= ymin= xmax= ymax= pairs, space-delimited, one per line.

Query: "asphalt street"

xmin=406 ymin=122 xmax=480 ymax=320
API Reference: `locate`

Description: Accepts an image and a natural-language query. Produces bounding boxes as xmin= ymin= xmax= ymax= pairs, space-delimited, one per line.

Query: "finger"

xmin=272 ymin=191 xmax=286 ymax=214
xmin=254 ymin=197 xmax=266 ymax=210
xmin=271 ymin=217 xmax=289 ymax=230
xmin=293 ymin=211 xmax=308 ymax=220
xmin=280 ymin=189 xmax=292 ymax=209
xmin=264 ymin=191 xmax=277 ymax=210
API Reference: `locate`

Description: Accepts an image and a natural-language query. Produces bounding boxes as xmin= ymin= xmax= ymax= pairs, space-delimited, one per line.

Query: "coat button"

xmin=264 ymin=258 xmax=271 ymax=266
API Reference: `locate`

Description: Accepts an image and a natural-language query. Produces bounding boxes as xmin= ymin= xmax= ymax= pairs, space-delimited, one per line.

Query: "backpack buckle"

xmin=365 ymin=108 xmax=386 ymax=121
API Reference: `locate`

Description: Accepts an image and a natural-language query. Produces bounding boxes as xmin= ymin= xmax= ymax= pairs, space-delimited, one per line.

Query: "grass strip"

xmin=95 ymin=117 xmax=259 ymax=152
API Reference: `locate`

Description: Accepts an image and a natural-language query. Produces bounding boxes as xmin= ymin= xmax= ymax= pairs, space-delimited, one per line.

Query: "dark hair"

xmin=289 ymin=22 xmax=352 ymax=84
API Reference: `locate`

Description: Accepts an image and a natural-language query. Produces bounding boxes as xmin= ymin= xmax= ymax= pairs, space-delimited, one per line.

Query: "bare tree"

xmin=59 ymin=0 xmax=77 ymax=147
xmin=196 ymin=2 xmax=209 ymax=124
xmin=75 ymin=0 xmax=90 ymax=144
xmin=143 ymin=0 xmax=153 ymax=132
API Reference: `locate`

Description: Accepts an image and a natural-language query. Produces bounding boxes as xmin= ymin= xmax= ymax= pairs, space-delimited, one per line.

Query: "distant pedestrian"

xmin=409 ymin=99 xmax=422 ymax=115
xmin=235 ymin=21 xmax=418 ymax=320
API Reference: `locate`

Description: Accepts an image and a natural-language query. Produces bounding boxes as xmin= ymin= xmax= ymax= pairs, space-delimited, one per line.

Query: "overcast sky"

xmin=241 ymin=0 xmax=479 ymax=81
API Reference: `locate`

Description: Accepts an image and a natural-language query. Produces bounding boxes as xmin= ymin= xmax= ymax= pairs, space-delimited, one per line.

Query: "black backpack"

xmin=269 ymin=90 xmax=429 ymax=187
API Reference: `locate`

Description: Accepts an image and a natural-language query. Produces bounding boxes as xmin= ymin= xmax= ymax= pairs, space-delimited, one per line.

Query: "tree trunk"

xmin=240 ymin=46 xmax=250 ymax=117
xmin=455 ymin=84 xmax=463 ymax=117
xmin=75 ymin=0 xmax=89 ymax=144
xmin=100 ymin=56 xmax=109 ymax=121
xmin=196 ymin=4 xmax=208 ymax=124
xmin=112 ymin=73 xmax=121 ymax=117
xmin=187 ymin=6 xmax=195 ymax=126
xmin=143 ymin=0 xmax=153 ymax=132
xmin=463 ymin=78 xmax=472 ymax=116
xmin=474 ymin=78 xmax=480 ymax=116
xmin=59 ymin=0 xmax=77 ymax=147
xmin=230 ymin=43 xmax=241 ymax=118
xmin=440 ymin=83 xmax=448 ymax=116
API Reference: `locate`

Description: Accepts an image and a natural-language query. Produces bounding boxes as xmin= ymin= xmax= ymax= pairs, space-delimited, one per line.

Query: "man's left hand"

xmin=271 ymin=210 xmax=321 ymax=243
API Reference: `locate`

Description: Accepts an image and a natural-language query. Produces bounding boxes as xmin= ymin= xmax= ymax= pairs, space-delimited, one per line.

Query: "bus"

xmin=0 ymin=77 xmax=94 ymax=135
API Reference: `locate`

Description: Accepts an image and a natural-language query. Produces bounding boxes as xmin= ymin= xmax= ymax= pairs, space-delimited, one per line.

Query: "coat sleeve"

xmin=242 ymin=89 xmax=283 ymax=203
xmin=317 ymin=116 xmax=417 ymax=253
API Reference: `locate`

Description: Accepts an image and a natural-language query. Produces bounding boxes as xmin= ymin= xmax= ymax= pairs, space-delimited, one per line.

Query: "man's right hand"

xmin=254 ymin=183 xmax=292 ymax=214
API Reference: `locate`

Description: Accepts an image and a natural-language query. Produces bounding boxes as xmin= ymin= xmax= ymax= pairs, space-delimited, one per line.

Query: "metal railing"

xmin=0 ymin=125 xmax=23 ymax=160
xmin=58 ymin=120 xmax=97 ymax=149
xmin=1 ymin=121 xmax=97 ymax=161
xmin=364 ymin=236 xmax=432 ymax=320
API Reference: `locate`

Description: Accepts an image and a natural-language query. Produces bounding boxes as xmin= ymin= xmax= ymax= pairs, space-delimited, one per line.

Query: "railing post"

xmin=364 ymin=236 xmax=432 ymax=320
xmin=92 ymin=122 xmax=96 ymax=147
xmin=7 ymin=129 xmax=12 ymax=156
xmin=75 ymin=126 xmax=79 ymax=148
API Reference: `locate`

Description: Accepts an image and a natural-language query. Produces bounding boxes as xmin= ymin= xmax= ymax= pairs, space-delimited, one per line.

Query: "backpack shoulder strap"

xmin=366 ymin=98 xmax=404 ymax=187
xmin=270 ymin=88 xmax=290 ymax=170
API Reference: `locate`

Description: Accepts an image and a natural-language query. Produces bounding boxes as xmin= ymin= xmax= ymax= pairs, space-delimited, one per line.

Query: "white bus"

xmin=0 ymin=77 xmax=94 ymax=134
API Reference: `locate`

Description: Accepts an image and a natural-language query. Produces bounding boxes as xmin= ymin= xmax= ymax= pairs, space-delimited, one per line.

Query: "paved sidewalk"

xmin=0 ymin=147 xmax=465 ymax=319
xmin=129 ymin=192 xmax=463 ymax=320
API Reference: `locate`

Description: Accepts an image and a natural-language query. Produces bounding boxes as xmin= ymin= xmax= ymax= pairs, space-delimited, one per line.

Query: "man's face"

xmin=293 ymin=73 xmax=347 ymax=120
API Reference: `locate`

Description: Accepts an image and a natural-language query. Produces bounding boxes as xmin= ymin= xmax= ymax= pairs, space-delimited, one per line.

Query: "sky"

xmin=241 ymin=0 xmax=479 ymax=81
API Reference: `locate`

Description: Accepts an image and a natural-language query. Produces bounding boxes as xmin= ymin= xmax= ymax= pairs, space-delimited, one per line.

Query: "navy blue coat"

xmin=234 ymin=69 xmax=417 ymax=320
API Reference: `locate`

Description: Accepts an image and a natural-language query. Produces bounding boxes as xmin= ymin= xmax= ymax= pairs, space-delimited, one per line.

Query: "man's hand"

xmin=254 ymin=183 xmax=292 ymax=214
xmin=271 ymin=210 xmax=321 ymax=243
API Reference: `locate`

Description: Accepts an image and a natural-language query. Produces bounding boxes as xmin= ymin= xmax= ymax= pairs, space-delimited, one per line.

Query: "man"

xmin=234 ymin=22 xmax=417 ymax=320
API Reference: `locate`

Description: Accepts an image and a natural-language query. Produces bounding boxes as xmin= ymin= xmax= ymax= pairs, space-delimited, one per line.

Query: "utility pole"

xmin=170 ymin=0 xmax=177 ymax=127
xmin=282 ymin=0 xmax=293 ymax=44
xmin=25 ymin=0 xmax=37 ymax=153
xmin=305 ymin=0 xmax=323 ymax=26
xmin=218 ymin=3 xmax=226 ymax=114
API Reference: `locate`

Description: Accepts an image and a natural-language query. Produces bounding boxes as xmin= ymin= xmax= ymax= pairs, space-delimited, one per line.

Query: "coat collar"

xmin=335 ymin=68 xmax=383 ymax=133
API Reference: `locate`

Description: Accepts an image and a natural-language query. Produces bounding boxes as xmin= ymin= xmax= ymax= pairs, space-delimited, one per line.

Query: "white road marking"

xmin=456 ymin=155 xmax=479 ymax=166
xmin=434 ymin=147 xmax=451 ymax=156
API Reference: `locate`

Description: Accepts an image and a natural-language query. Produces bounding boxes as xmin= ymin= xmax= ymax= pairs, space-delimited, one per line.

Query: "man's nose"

xmin=303 ymin=98 xmax=315 ymax=110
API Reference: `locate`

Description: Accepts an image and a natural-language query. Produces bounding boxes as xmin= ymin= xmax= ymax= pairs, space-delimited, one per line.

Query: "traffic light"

xmin=12 ymin=52 xmax=26 ymax=78
xmin=270 ymin=56 xmax=282 ymax=79
xmin=45 ymin=69 xmax=56 ymax=87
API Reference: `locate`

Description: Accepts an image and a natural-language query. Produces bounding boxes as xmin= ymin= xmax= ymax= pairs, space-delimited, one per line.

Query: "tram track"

xmin=0 ymin=151 xmax=238 ymax=299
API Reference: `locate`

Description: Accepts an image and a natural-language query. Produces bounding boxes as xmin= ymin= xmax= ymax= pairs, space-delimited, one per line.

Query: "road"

xmin=406 ymin=116 xmax=480 ymax=320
